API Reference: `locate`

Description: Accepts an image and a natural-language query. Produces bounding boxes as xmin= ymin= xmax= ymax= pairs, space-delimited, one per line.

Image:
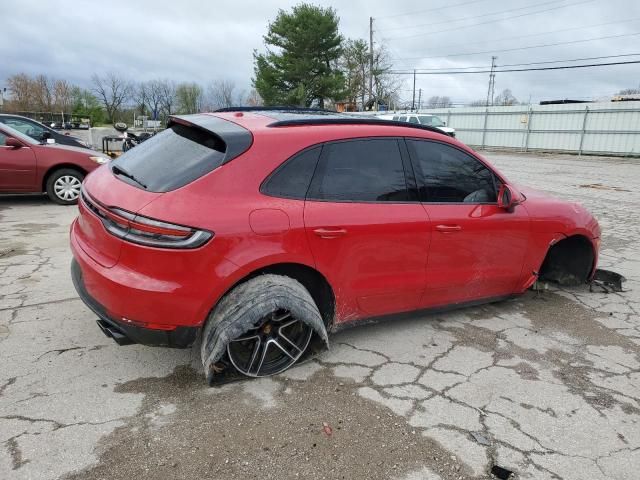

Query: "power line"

xmin=396 ymin=31 xmax=640 ymax=61
xmin=378 ymin=0 xmax=560 ymax=32
xmin=391 ymin=60 xmax=640 ymax=75
xmin=384 ymin=0 xmax=595 ymax=41
xmin=415 ymin=17 xmax=640 ymax=52
xmin=403 ymin=53 xmax=640 ymax=72
xmin=375 ymin=0 xmax=488 ymax=21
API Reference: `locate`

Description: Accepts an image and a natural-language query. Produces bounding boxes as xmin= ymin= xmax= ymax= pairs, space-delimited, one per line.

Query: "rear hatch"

xmin=75 ymin=114 xmax=252 ymax=267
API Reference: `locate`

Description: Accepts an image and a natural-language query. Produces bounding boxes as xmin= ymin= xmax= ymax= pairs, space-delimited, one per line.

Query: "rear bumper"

xmin=71 ymin=258 xmax=198 ymax=348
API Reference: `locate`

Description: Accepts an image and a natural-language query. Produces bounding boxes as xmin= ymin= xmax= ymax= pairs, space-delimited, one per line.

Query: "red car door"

xmin=406 ymin=139 xmax=530 ymax=307
xmin=0 ymin=131 xmax=37 ymax=191
xmin=304 ymin=138 xmax=431 ymax=322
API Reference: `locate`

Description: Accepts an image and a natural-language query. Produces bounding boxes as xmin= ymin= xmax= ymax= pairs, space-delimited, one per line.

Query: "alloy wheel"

xmin=226 ymin=309 xmax=313 ymax=377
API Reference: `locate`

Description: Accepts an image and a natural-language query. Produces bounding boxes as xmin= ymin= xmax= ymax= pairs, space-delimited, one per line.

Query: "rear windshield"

xmin=111 ymin=123 xmax=226 ymax=192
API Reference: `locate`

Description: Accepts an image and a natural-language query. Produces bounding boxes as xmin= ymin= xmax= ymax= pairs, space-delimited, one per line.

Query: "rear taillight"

xmin=81 ymin=191 xmax=212 ymax=249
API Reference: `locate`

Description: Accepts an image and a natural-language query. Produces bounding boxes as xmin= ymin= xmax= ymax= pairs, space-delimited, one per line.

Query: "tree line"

xmin=3 ymin=72 xmax=260 ymax=125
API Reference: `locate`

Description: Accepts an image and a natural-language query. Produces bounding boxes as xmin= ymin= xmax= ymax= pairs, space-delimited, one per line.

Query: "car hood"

xmin=516 ymin=185 xmax=601 ymax=238
xmin=42 ymin=143 xmax=101 ymax=155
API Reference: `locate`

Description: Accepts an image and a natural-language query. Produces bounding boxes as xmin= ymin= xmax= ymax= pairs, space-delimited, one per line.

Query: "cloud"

xmin=1 ymin=0 xmax=639 ymax=104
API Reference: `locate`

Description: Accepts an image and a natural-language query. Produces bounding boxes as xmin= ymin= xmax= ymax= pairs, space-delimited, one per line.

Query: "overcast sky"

xmin=2 ymin=0 xmax=639 ymax=105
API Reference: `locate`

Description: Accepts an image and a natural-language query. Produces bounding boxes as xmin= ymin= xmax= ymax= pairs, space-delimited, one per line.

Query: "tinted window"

xmin=112 ymin=123 xmax=226 ymax=192
xmin=408 ymin=140 xmax=497 ymax=203
xmin=309 ymin=139 xmax=409 ymax=202
xmin=408 ymin=116 xmax=419 ymax=124
xmin=262 ymin=146 xmax=321 ymax=199
xmin=399 ymin=116 xmax=407 ymax=122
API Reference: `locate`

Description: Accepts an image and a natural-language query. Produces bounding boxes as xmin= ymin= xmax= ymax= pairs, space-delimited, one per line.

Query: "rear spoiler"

xmin=168 ymin=114 xmax=253 ymax=164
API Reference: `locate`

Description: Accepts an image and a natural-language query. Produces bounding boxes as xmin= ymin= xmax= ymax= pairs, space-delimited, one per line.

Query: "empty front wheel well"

xmin=42 ymin=165 xmax=87 ymax=192
xmin=538 ymin=234 xmax=595 ymax=286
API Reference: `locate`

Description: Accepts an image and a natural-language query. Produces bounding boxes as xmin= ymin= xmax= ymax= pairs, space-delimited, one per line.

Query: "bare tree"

xmin=157 ymin=79 xmax=177 ymax=119
xmin=244 ymin=89 xmax=263 ymax=107
xmin=206 ymin=79 xmax=236 ymax=110
xmin=53 ymin=79 xmax=73 ymax=112
xmin=370 ymin=46 xmax=403 ymax=110
xmin=617 ymin=86 xmax=640 ymax=95
xmin=6 ymin=73 xmax=33 ymax=111
xmin=33 ymin=75 xmax=54 ymax=111
xmin=91 ymin=73 xmax=132 ymax=123
xmin=426 ymin=96 xmax=452 ymax=108
xmin=144 ymin=80 xmax=165 ymax=120
xmin=494 ymin=89 xmax=518 ymax=106
xmin=175 ymin=82 xmax=203 ymax=114
xmin=469 ymin=99 xmax=487 ymax=107
xmin=132 ymin=82 xmax=148 ymax=117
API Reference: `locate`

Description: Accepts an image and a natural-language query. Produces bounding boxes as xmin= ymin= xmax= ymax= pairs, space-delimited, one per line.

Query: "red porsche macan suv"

xmin=70 ymin=108 xmax=600 ymax=383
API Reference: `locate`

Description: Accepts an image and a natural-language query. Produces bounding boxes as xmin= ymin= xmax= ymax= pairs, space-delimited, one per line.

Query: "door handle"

xmin=435 ymin=224 xmax=462 ymax=233
xmin=313 ymin=228 xmax=347 ymax=239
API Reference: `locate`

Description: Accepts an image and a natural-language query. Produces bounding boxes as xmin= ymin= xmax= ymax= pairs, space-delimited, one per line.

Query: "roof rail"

xmin=214 ymin=106 xmax=337 ymax=113
xmin=267 ymin=117 xmax=447 ymax=136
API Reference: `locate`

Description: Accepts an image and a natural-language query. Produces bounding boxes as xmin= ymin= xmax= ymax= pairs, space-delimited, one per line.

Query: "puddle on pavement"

xmin=65 ymin=367 xmax=476 ymax=480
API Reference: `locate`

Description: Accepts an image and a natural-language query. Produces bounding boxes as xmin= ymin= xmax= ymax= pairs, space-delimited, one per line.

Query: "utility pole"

xmin=485 ymin=56 xmax=497 ymax=106
xmin=412 ymin=69 xmax=416 ymax=111
xmin=369 ymin=17 xmax=374 ymax=110
xmin=418 ymin=88 xmax=422 ymax=111
xmin=0 ymin=88 xmax=5 ymax=111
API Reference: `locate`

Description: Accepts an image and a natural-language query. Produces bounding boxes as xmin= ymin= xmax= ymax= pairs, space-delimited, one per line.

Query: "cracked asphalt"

xmin=1 ymin=151 xmax=639 ymax=480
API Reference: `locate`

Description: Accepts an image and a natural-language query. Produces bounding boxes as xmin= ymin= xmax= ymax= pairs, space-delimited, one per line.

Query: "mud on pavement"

xmin=1 ymin=152 xmax=640 ymax=480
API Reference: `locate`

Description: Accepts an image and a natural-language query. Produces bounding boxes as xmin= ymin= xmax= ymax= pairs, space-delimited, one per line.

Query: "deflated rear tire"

xmin=201 ymin=274 xmax=328 ymax=383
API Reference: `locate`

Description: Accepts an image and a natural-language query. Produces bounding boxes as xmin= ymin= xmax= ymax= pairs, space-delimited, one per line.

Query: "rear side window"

xmin=407 ymin=140 xmax=497 ymax=203
xmin=0 ymin=132 xmax=6 ymax=146
xmin=261 ymin=146 xmax=321 ymax=199
xmin=308 ymin=139 xmax=410 ymax=202
xmin=408 ymin=116 xmax=419 ymax=124
xmin=112 ymin=123 xmax=226 ymax=192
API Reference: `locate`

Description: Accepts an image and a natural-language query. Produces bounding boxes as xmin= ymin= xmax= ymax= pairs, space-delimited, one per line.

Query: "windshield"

xmin=0 ymin=123 xmax=39 ymax=145
xmin=419 ymin=115 xmax=445 ymax=127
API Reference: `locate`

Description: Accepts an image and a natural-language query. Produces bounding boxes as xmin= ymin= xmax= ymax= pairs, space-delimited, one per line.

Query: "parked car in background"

xmin=378 ymin=113 xmax=456 ymax=137
xmin=0 ymin=114 xmax=89 ymax=148
xmin=69 ymin=109 xmax=600 ymax=385
xmin=0 ymin=123 xmax=108 ymax=204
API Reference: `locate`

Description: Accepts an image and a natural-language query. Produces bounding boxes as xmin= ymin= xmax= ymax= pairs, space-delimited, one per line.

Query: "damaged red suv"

xmin=70 ymin=108 xmax=600 ymax=383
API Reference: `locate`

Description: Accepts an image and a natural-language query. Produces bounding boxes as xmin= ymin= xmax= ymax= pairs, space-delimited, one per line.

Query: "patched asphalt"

xmin=1 ymin=152 xmax=639 ymax=480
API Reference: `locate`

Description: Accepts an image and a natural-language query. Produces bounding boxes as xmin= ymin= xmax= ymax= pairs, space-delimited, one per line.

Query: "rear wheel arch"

xmin=538 ymin=234 xmax=596 ymax=286
xmin=210 ymin=262 xmax=336 ymax=329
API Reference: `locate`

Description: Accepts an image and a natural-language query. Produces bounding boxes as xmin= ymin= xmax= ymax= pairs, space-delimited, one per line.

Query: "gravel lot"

xmin=1 ymin=151 xmax=639 ymax=480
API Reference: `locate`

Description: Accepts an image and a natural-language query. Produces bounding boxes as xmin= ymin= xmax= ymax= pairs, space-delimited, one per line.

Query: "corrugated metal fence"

xmin=421 ymin=101 xmax=640 ymax=156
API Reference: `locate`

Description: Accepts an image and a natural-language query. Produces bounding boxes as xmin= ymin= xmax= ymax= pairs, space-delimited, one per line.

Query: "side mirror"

xmin=442 ymin=121 xmax=447 ymax=126
xmin=498 ymin=184 xmax=519 ymax=212
xmin=6 ymin=138 xmax=23 ymax=149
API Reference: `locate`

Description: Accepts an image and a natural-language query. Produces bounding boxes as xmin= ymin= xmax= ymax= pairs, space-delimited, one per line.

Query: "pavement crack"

xmin=0 ymin=376 xmax=17 ymax=397
xmin=0 ymin=296 xmax=81 ymax=313
xmin=36 ymin=346 xmax=84 ymax=361
xmin=5 ymin=437 xmax=29 ymax=470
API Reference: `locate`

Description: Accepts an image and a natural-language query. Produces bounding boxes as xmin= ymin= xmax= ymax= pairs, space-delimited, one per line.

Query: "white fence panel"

xmin=420 ymin=101 xmax=640 ymax=156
